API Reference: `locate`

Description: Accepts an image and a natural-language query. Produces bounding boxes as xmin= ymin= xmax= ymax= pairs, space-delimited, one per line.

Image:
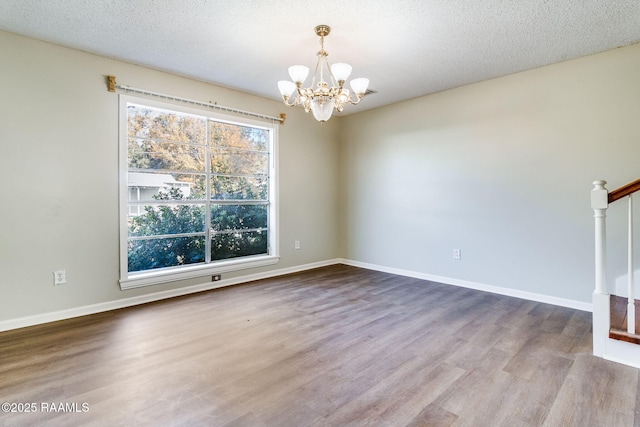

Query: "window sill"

xmin=119 ymin=255 xmax=280 ymax=290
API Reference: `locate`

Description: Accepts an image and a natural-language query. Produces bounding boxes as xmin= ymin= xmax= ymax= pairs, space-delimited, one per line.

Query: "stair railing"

xmin=592 ymin=179 xmax=640 ymax=355
xmin=607 ymin=178 xmax=640 ymax=334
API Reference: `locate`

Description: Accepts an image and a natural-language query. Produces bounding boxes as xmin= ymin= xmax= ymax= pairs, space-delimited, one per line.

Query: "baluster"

xmin=628 ymin=195 xmax=636 ymax=334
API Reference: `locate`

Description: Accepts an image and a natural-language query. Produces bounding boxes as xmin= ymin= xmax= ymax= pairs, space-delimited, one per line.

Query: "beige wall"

xmin=2 ymin=28 xmax=639 ymax=324
xmin=0 ymin=30 xmax=341 ymax=322
xmin=339 ymin=43 xmax=640 ymax=303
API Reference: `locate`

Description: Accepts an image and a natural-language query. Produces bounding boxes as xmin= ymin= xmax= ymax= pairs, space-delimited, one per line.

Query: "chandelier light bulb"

xmin=278 ymin=80 xmax=296 ymax=98
xmin=277 ymin=25 xmax=369 ymax=122
xmin=350 ymin=78 xmax=369 ymax=96
xmin=288 ymin=65 xmax=309 ymax=85
xmin=331 ymin=63 xmax=352 ymax=83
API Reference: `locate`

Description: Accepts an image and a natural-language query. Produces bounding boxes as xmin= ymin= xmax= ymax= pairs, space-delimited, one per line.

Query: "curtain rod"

xmin=106 ymin=75 xmax=286 ymax=124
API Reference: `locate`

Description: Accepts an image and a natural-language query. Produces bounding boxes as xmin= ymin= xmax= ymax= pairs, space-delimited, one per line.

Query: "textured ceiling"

xmin=1 ymin=0 xmax=639 ymax=115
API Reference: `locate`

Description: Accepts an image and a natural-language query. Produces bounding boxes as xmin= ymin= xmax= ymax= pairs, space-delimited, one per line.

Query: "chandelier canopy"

xmin=277 ymin=25 xmax=369 ymax=123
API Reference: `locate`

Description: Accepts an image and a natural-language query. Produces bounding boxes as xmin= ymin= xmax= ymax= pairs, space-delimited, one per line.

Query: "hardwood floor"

xmin=1 ymin=264 xmax=639 ymax=426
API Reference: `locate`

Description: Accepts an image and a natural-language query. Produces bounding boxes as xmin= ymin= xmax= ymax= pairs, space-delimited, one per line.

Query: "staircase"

xmin=610 ymin=295 xmax=640 ymax=344
xmin=591 ymin=179 xmax=640 ymax=369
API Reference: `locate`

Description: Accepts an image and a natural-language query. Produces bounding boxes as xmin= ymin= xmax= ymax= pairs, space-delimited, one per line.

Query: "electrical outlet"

xmin=452 ymin=249 xmax=462 ymax=260
xmin=212 ymin=274 xmax=222 ymax=282
xmin=294 ymin=240 xmax=300 ymax=250
xmin=53 ymin=270 xmax=66 ymax=285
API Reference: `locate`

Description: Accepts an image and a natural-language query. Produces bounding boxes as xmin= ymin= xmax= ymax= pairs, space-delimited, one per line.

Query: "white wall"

xmin=0 ymin=30 xmax=341 ymax=323
xmin=339 ymin=43 xmax=640 ymax=304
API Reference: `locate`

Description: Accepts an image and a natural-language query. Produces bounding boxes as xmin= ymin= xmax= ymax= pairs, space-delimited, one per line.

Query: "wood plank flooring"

xmin=610 ymin=295 xmax=640 ymax=344
xmin=1 ymin=264 xmax=639 ymax=426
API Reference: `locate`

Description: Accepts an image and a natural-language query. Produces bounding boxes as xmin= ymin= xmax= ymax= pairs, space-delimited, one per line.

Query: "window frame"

xmin=118 ymin=94 xmax=279 ymax=289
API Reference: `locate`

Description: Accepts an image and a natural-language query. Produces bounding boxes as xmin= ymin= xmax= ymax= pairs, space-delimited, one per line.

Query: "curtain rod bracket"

xmin=280 ymin=113 xmax=286 ymax=125
xmin=107 ymin=75 xmax=116 ymax=92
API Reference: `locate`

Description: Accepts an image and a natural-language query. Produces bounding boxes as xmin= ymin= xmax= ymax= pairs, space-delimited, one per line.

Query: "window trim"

xmin=118 ymin=94 xmax=279 ymax=290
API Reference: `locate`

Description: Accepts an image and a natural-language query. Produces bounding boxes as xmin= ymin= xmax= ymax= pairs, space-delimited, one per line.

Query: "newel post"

xmin=591 ymin=180 xmax=609 ymax=357
xmin=592 ymin=180 xmax=609 ymax=294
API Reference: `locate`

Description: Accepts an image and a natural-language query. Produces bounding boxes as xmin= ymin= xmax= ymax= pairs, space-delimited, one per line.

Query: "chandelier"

xmin=277 ymin=25 xmax=369 ymax=122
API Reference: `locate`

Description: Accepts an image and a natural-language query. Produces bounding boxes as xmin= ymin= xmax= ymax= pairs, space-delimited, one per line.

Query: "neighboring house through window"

xmin=119 ymin=95 xmax=278 ymax=289
xmin=128 ymin=172 xmax=192 ymax=216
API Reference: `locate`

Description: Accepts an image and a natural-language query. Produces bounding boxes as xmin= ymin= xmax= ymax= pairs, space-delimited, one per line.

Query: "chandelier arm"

xmin=281 ymin=94 xmax=299 ymax=107
xmin=346 ymin=94 xmax=365 ymax=105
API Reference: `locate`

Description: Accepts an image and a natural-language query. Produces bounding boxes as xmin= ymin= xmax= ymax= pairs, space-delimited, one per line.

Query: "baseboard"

xmin=0 ymin=259 xmax=342 ymax=332
xmin=0 ymin=257 xmax=593 ymax=332
xmin=603 ymin=338 xmax=640 ymax=369
xmin=338 ymin=258 xmax=593 ymax=312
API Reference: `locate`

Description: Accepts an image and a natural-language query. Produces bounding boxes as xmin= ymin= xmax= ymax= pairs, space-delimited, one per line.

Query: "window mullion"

xmin=205 ymin=120 xmax=212 ymax=264
xmin=267 ymin=148 xmax=272 ymax=255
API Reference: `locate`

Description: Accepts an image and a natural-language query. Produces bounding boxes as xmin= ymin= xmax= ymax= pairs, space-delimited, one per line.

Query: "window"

xmin=119 ymin=96 xmax=278 ymax=289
